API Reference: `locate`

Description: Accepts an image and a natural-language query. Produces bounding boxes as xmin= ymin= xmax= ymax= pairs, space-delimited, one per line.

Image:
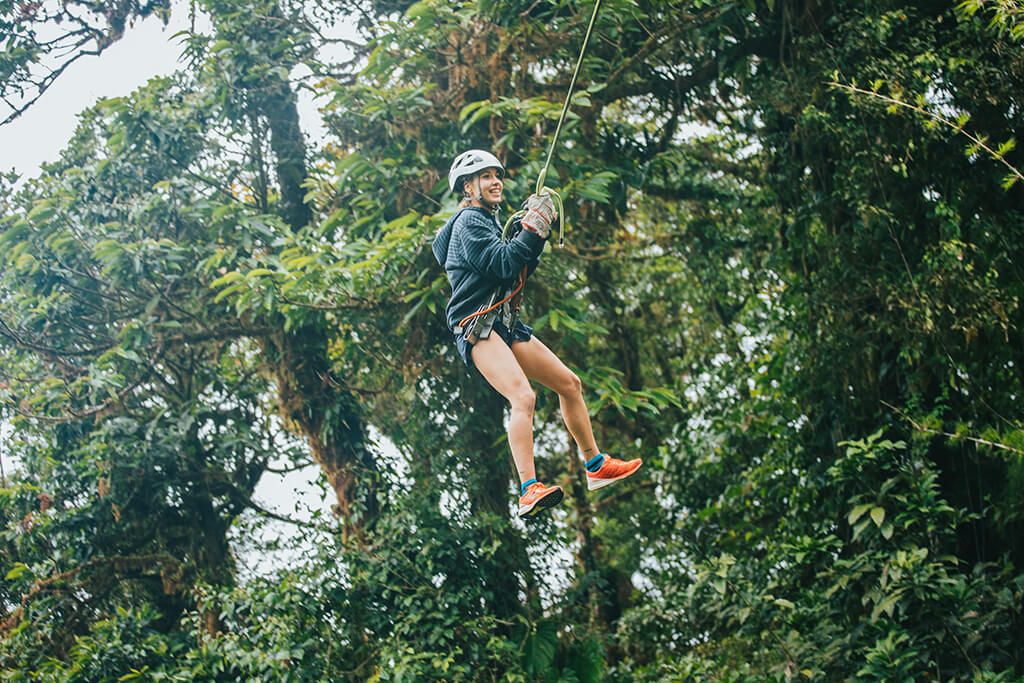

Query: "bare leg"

xmin=511 ymin=337 xmax=600 ymax=460
xmin=470 ymin=334 xmax=537 ymax=485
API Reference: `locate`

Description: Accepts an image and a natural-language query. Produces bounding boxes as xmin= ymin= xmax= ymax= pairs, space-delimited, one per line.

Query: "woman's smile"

xmin=478 ymin=169 xmax=503 ymax=204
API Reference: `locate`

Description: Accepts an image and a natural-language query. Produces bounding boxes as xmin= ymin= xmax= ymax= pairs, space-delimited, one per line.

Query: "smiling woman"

xmin=432 ymin=148 xmax=642 ymax=519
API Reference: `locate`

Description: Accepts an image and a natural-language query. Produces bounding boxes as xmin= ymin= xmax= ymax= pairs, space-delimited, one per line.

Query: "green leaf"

xmin=27 ymin=200 xmax=57 ymax=222
xmin=384 ymin=211 xmax=419 ymax=232
xmin=245 ymin=268 xmax=276 ymax=279
xmin=210 ymin=271 xmax=244 ymax=288
xmin=522 ymin=621 xmax=558 ymax=674
xmin=871 ymin=592 xmax=901 ymax=622
xmin=5 ymin=564 xmax=28 ymax=580
xmin=461 ymin=101 xmax=494 ymax=133
xmin=213 ymin=282 xmax=247 ymax=303
xmin=848 ymin=503 xmax=872 ymax=525
xmin=404 ymin=0 xmax=433 ymax=19
xmin=320 ymin=208 xmax=345 ymax=234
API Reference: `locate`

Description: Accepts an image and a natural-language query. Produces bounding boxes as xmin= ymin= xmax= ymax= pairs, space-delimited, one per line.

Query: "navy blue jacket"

xmin=432 ymin=207 xmax=545 ymax=332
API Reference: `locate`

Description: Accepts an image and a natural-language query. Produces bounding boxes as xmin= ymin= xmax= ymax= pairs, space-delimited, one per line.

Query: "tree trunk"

xmin=258 ymin=75 xmax=379 ymax=536
xmin=263 ymin=324 xmax=379 ymax=538
xmin=263 ymin=79 xmax=312 ymax=230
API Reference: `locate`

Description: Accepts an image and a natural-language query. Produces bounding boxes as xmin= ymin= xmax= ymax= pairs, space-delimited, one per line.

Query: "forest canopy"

xmin=1 ymin=0 xmax=1023 ymax=680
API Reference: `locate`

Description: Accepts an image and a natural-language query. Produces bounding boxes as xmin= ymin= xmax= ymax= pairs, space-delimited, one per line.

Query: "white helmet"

xmin=448 ymin=149 xmax=504 ymax=194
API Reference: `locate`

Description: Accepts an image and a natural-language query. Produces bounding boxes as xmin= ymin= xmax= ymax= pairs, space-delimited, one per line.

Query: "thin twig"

xmin=829 ymin=81 xmax=1024 ymax=184
xmin=243 ymin=495 xmax=318 ymax=528
xmin=881 ymin=400 xmax=1024 ymax=457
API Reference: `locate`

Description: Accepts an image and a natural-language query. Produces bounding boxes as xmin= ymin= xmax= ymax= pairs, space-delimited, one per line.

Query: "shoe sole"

xmin=518 ymin=488 xmax=564 ymax=518
xmin=587 ymin=461 xmax=642 ymax=491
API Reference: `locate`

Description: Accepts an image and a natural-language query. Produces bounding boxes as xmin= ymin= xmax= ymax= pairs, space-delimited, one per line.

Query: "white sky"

xmin=0 ymin=10 xmax=187 ymax=177
xmin=0 ymin=1 xmax=333 ymax=178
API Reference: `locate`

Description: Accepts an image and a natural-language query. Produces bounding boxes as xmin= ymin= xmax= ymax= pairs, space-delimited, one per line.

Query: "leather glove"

xmin=521 ymin=193 xmax=557 ymax=239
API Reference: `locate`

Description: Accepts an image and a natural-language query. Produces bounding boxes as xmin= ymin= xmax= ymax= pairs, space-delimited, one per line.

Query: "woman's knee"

xmin=509 ymin=385 xmax=536 ymax=413
xmin=557 ymin=369 xmax=582 ymax=398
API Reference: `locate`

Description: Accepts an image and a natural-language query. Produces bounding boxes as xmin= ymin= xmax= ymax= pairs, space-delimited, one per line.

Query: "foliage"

xmin=623 ymin=430 xmax=1023 ymax=680
xmin=2 ymin=0 xmax=1024 ymax=680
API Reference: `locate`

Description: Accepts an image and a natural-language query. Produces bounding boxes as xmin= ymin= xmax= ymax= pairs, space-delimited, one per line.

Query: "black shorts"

xmin=455 ymin=319 xmax=533 ymax=368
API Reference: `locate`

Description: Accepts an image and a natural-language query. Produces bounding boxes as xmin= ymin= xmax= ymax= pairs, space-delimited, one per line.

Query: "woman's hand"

xmin=521 ymin=193 xmax=557 ymax=238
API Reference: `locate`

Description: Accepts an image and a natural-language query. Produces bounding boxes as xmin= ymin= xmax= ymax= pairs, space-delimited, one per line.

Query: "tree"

xmin=1 ymin=0 xmax=381 ymax=668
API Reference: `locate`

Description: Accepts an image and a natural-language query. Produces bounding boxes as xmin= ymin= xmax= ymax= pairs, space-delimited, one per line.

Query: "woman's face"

xmin=465 ymin=167 xmax=503 ymax=207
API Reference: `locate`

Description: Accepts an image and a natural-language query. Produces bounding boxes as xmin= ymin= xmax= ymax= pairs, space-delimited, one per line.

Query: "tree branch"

xmin=881 ymin=400 xmax=1024 ymax=457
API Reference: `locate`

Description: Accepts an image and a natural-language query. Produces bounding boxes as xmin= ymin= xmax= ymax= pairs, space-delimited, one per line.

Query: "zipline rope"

xmin=503 ymin=0 xmax=603 ymax=247
xmin=535 ymin=0 xmax=603 ymax=197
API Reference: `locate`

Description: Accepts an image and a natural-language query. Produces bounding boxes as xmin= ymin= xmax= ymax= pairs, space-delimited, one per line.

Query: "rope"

xmin=503 ymin=0 xmax=603 ymax=248
xmin=535 ymin=0 xmax=603 ymax=196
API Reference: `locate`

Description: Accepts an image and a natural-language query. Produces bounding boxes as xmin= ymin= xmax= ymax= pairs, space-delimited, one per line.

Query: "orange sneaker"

xmin=518 ymin=480 xmax=564 ymax=518
xmin=586 ymin=455 xmax=643 ymax=491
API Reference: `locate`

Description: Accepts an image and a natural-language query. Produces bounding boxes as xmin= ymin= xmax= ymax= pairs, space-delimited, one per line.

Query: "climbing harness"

xmin=502 ymin=0 xmax=603 ymax=248
xmin=455 ymin=266 xmax=526 ymax=343
xmin=460 ymin=0 xmax=602 ymax=340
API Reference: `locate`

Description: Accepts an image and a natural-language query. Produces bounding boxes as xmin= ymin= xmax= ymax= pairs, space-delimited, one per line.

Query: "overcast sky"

xmin=0 ymin=10 xmax=188 ymax=178
xmin=0 ymin=2 xmax=335 ymax=179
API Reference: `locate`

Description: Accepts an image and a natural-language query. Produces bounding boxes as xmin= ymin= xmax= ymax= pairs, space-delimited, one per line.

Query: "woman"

xmin=432 ymin=149 xmax=642 ymax=518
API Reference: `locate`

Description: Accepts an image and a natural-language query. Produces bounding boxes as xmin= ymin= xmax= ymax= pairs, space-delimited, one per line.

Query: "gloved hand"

xmin=521 ymin=193 xmax=557 ymax=239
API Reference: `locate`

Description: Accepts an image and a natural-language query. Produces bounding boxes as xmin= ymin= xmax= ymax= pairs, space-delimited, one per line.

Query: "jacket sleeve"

xmin=525 ymin=255 xmax=541 ymax=278
xmin=457 ymin=212 xmax=545 ymax=281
